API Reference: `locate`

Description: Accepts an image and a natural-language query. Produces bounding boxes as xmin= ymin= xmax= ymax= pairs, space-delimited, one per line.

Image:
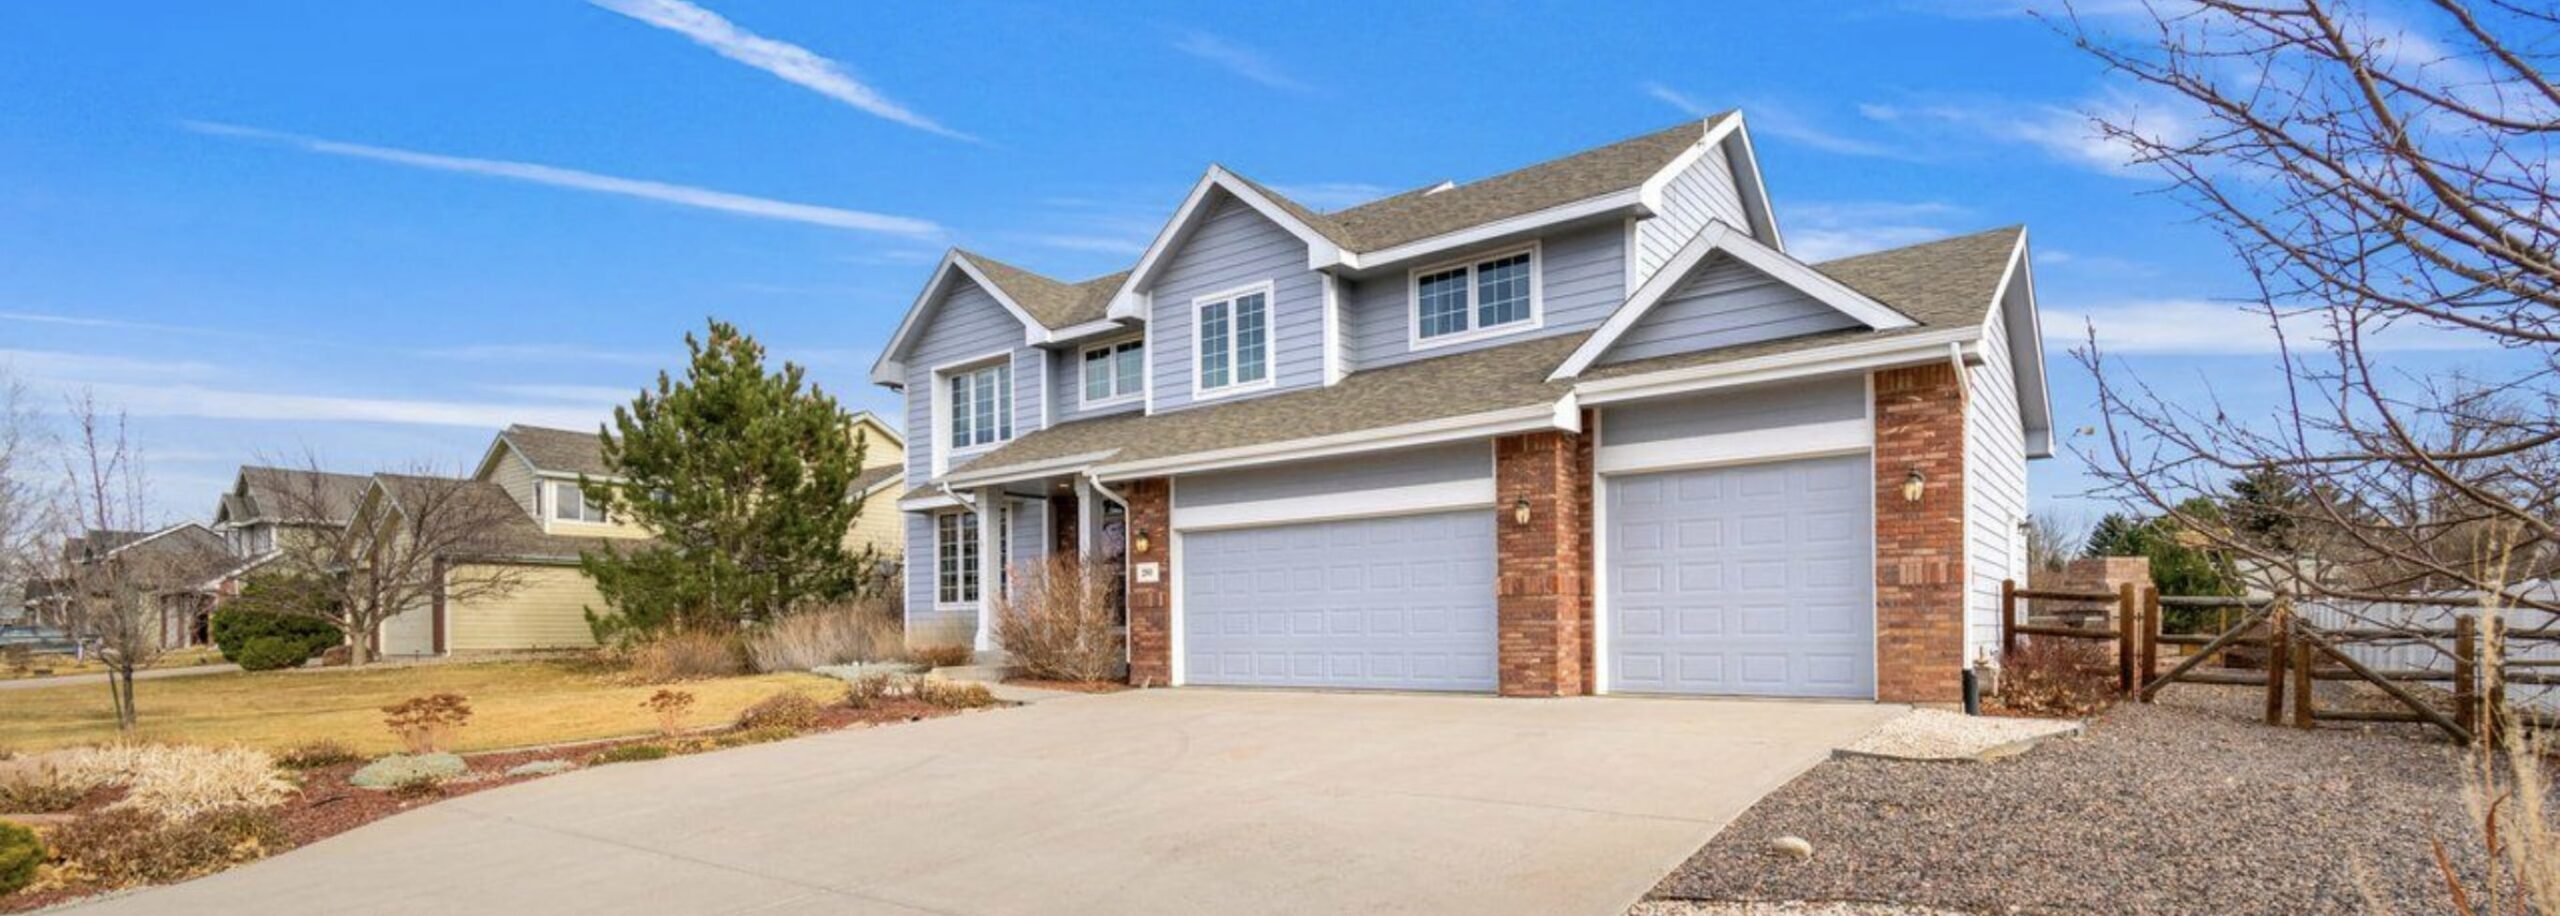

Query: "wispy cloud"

xmin=1856 ymin=91 xmax=2194 ymax=177
xmin=1644 ymin=82 xmax=1713 ymax=118
xmin=3 ymin=348 xmax=610 ymax=429
xmin=587 ymin=0 xmax=972 ymax=141
xmin=1646 ymin=85 xmax=1898 ymax=159
xmin=419 ymin=343 xmax=663 ymax=365
xmin=183 ymin=120 xmax=942 ymax=238
xmin=1017 ymin=234 xmax=1148 ymax=256
xmin=2048 ymin=299 xmax=2499 ymax=355
xmin=1785 ymin=200 xmax=1970 ymax=261
xmin=1172 ymin=31 xmax=1310 ymax=92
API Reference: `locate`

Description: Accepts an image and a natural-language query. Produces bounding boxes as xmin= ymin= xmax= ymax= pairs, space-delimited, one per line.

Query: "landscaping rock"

xmin=504 ymin=760 xmax=575 ymax=777
xmin=1767 ymin=836 xmax=1814 ymax=862
xmin=350 ymin=753 xmax=465 ymax=789
xmin=1835 ymin=709 xmax=2081 ymax=762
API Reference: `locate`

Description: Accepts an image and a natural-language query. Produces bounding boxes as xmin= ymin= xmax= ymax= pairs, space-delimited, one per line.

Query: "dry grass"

xmin=0 ymin=660 xmax=843 ymax=755
xmin=621 ymin=630 xmax=748 ymax=682
xmin=990 ymin=556 xmax=1124 ymax=682
xmin=1997 ymin=636 xmax=2119 ymax=717
xmin=1 ymin=646 xmax=224 ymax=681
xmin=46 ymin=745 xmax=292 ymax=820
xmin=745 ymin=600 xmax=903 ymax=673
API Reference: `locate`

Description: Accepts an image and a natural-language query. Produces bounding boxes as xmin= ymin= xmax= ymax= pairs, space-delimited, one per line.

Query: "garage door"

xmin=1606 ymin=453 xmax=1873 ymax=698
xmin=1182 ymin=509 xmax=1497 ymax=691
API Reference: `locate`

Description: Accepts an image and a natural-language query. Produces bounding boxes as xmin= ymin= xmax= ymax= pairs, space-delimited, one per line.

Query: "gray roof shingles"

xmin=234 ymin=466 xmax=373 ymax=524
xmin=501 ymin=425 xmax=612 ymax=477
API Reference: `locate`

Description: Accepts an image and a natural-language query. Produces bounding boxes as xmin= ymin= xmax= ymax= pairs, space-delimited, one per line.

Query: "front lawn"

xmin=0 ymin=659 xmax=845 ymax=754
xmin=2 ymin=646 xmax=226 ymax=680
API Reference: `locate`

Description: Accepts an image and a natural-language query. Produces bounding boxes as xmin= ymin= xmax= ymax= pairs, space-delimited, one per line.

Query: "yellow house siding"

xmin=487 ymin=446 xmax=540 ymax=516
xmin=445 ymin=563 xmax=606 ymax=651
xmin=843 ymin=499 xmax=904 ymax=561
xmin=852 ymin=414 xmax=904 ymax=471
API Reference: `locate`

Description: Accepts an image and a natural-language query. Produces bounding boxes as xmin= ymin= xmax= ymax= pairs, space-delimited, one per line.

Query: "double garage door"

xmin=1174 ymin=451 xmax=1872 ymax=698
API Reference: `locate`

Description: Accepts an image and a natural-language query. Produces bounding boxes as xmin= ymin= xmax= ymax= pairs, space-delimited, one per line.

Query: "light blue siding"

xmin=1603 ymin=376 xmax=1867 ymax=449
xmin=1634 ymin=142 xmax=1751 ymax=286
xmin=903 ymin=511 xmax=968 ymax=641
xmin=1046 ymin=335 xmax=1146 ymax=424
xmin=1147 ymin=195 xmax=1324 ymax=411
xmin=1599 ymin=255 xmax=1863 ymax=367
xmin=1175 ymin=442 xmax=1489 ymax=512
xmin=1968 ymin=281 xmax=2030 ymax=664
xmin=1343 ymin=220 xmax=1625 ymax=371
xmin=900 ymin=276 xmax=1041 ymax=487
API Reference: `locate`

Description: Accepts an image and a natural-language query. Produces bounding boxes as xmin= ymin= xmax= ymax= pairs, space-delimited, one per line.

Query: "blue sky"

xmin=0 ymin=0 xmax=2492 ymax=527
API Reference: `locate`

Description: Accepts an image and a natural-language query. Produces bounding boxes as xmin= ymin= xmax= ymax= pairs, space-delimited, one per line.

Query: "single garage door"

xmin=1606 ymin=453 xmax=1873 ymax=698
xmin=1182 ymin=509 xmax=1497 ymax=691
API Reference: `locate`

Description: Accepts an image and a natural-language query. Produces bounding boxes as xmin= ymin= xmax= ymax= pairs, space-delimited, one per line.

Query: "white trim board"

xmin=1406 ymin=241 xmax=1545 ymax=352
xmin=1551 ymin=220 xmax=1918 ymax=380
xmin=1170 ymin=477 xmax=1494 ymax=532
xmin=1594 ymin=418 xmax=1872 ymax=476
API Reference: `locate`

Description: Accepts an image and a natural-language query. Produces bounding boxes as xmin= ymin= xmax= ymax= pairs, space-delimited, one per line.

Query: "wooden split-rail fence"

xmin=2001 ymin=580 xmax=2560 ymax=745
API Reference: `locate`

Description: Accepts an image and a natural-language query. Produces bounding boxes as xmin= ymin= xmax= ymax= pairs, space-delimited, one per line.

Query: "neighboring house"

xmin=844 ymin=411 xmax=911 ymax=571
xmin=210 ymin=466 xmax=372 ymax=560
xmin=28 ymin=524 xmax=236 ymax=649
xmin=872 ymin=112 xmax=2053 ymax=703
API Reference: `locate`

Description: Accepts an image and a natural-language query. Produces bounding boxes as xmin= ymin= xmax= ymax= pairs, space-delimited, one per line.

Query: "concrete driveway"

xmin=73 ymin=689 xmax=1900 ymax=916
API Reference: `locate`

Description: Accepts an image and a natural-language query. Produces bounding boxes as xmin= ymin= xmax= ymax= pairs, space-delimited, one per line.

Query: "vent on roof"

xmin=1423 ymin=181 xmax=1457 ymax=195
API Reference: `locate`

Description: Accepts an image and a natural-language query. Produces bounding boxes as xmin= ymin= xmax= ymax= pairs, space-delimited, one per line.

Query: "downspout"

xmin=1083 ymin=472 xmax=1135 ymax=669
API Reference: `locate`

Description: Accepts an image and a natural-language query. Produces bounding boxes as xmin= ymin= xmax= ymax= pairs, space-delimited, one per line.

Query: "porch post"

xmin=975 ymin=486 xmax=1001 ymax=653
xmin=1075 ymin=477 xmax=1096 ymax=563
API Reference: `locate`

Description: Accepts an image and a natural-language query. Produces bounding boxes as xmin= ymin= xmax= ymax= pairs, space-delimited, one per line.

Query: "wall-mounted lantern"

xmin=1132 ymin=528 xmax=1152 ymax=555
xmin=1901 ymin=468 xmax=1928 ymax=503
xmin=1512 ymin=496 xmax=1533 ymax=526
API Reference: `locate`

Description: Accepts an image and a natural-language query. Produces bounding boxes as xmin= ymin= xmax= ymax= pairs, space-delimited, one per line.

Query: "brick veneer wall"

xmin=1121 ymin=478 xmax=1173 ymax=687
xmin=1493 ymin=429 xmax=1591 ymax=696
xmin=1873 ymin=364 xmax=1969 ymax=703
xmin=1573 ymin=411 xmax=1597 ymax=694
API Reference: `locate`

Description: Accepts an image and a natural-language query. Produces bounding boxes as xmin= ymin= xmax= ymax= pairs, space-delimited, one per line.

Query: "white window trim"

xmin=932 ymin=510 xmax=980 ymax=611
xmin=1077 ymin=334 xmax=1146 ymax=409
xmin=1190 ymin=280 xmax=1278 ymax=401
xmin=1407 ymin=241 xmax=1544 ymax=351
xmin=931 ymin=350 xmax=1015 ymax=472
xmin=545 ymin=479 xmax=609 ymax=524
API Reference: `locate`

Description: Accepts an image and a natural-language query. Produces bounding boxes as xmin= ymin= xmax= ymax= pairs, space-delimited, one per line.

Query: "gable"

xmin=1596 ymin=253 xmax=1864 ymax=367
xmin=1554 ymin=221 xmax=1913 ymax=379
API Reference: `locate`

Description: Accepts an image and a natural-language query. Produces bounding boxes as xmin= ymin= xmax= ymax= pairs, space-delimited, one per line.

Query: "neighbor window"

xmin=1411 ymin=247 xmax=1538 ymax=345
xmin=945 ymin=361 xmax=1012 ymax=451
xmin=1081 ymin=338 xmax=1143 ymax=405
xmin=1195 ymin=285 xmax=1272 ymax=394
xmin=548 ymin=480 xmax=606 ymax=524
xmin=936 ymin=511 xmax=980 ymax=605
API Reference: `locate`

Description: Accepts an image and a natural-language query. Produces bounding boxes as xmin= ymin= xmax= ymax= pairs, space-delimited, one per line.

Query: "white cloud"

xmin=87 ymin=383 xmax=609 ymax=429
xmin=587 ymin=0 xmax=972 ymax=141
xmin=0 ymin=348 xmax=223 ymax=383
xmin=483 ymin=383 xmax=639 ymax=404
xmin=1019 ymin=233 xmax=1148 ymax=256
xmin=183 ymin=121 xmax=942 ymax=238
xmin=2047 ymin=299 xmax=2500 ymax=355
xmin=1858 ymin=91 xmax=2196 ymax=177
xmin=419 ymin=343 xmax=664 ymax=365
xmin=1172 ymin=31 xmax=1310 ymax=92
xmin=1784 ymin=200 xmax=1970 ymax=261
xmin=1644 ymin=82 xmax=1712 ymax=118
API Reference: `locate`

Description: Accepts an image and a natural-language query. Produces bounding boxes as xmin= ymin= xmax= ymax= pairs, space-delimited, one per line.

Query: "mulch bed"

xmin=1648 ymin=684 xmax=2505 ymax=915
xmin=1 ymin=697 xmax=961 ymax=912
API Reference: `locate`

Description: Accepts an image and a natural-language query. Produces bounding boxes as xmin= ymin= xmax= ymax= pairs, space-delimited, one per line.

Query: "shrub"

xmin=908 ymin=644 xmax=975 ymax=669
xmin=208 ymin=605 xmax=338 ymax=665
xmin=844 ymin=672 xmax=896 ymax=709
xmin=385 ymin=775 xmax=444 ymax=800
xmin=52 ymin=745 xmax=292 ymax=820
xmin=349 ymin=753 xmax=464 ymax=789
xmin=715 ymin=725 xmax=800 ymax=748
xmin=643 ymin=689 xmax=696 ymax=738
xmin=916 ymin=679 xmax=998 ymax=710
xmin=46 ymin=806 xmax=285 ymax=888
xmin=382 ymin=693 xmax=473 ymax=754
xmin=590 ymin=743 xmax=671 ymax=765
xmin=0 ymin=821 xmax=38 ymax=896
xmin=734 ymin=691 xmax=822 ymax=732
xmin=0 ymin=762 xmax=87 ymax=813
xmin=274 ymin=739 xmax=361 ymax=771
xmin=745 ymin=599 xmax=904 ymax=673
xmin=1 ymin=645 xmax=31 ymax=676
xmin=1999 ymin=637 xmax=2119 ymax=717
xmin=989 ymin=556 xmax=1124 ymax=683
xmin=623 ymin=629 xmax=747 ymax=683
xmin=234 ymin=636 xmax=311 ymax=672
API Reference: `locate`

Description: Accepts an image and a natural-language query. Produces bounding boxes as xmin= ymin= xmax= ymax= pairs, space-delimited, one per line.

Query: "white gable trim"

xmin=1716 ymin=115 xmax=1786 ymax=250
xmin=1550 ymin=220 xmax=1918 ymax=380
xmin=1107 ymin=168 xmax=1344 ymax=320
xmin=870 ymin=251 xmax=1048 ymax=386
xmin=1984 ymin=229 xmax=2055 ymax=459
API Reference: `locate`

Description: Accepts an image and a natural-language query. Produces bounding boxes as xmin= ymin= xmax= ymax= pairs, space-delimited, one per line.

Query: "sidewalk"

xmin=0 ymin=662 xmax=239 ymax=692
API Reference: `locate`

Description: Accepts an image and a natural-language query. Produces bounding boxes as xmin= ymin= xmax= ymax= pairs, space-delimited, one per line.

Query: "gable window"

xmin=548 ymin=480 xmax=606 ymax=524
xmin=1410 ymin=245 xmax=1541 ymax=348
xmin=1195 ymin=283 xmax=1273 ymax=396
xmin=945 ymin=361 xmax=1013 ymax=452
xmin=1080 ymin=338 xmax=1143 ymax=406
xmin=935 ymin=511 xmax=980 ymax=605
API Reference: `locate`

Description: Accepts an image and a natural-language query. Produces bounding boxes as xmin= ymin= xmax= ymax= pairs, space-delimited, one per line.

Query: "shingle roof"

xmin=956 ymin=250 xmax=1129 ymax=330
xmin=374 ymin=474 xmax=634 ymax=564
xmin=231 ymin=466 xmax=372 ymax=525
xmin=501 ymin=425 xmax=611 ymax=477
xmin=852 ymin=465 xmax=904 ymax=496
xmin=912 ymin=226 xmax=2022 ymax=490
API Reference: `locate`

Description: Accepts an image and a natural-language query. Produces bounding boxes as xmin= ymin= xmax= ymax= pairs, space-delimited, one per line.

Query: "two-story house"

xmin=873 ymin=113 xmax=2052 ymax=703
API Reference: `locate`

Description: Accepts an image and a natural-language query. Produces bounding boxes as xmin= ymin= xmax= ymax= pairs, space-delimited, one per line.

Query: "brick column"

xmin=1494 ymin=430 xmax=1591 ymax=696
xmin=1121 ymin=478 xmax=1173 ymax=687
xmin=1873 ymin=364 xmax=1968 ymax=703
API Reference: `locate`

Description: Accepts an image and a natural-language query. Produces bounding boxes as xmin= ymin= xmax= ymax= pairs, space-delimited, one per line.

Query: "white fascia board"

xmin=870 ymin=250 xmax=1045 ymax=385
xmin=1339 ymin=188 xmax=1645 ymax=271
xmin=1634 ymin=115 xmax=1736 ymax=214
xmin=1718 ymin=116 xmax=1787 ymax=251
xmin=897 ymin=492 xmax=960 ymax=511
xmin=1040 ymin=318 xmax=1132 ymax=347
xmin=1093 ymin=402 xmax=1566 ymax=482
xmin=1572 ymin=327 xmax=1982 ymax=407
xmin=938 ymin=450 xmax=1123 ymax=490
xmin=1172 ymin=477 xmax=1495 ymax=532
xmin=1551 ymin=219 xmax=1918 ymax=380
xmin=1987 ymin=229 xmax=2056 ymax=459
xmin=1595 ymin=417 xmax=1872 ymax=476
xmin=1107 ymin=167 xmax=1343 ymax=320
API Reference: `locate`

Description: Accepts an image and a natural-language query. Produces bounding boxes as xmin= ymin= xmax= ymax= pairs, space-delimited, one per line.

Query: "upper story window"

xmin=945 ymin=361 xmax=1013 ymax=452
xmin=1410 ymin=244 xmax=1541 ymax=349
xmin=1195 ymin=282 xmax=1273 ymax=397
xmin=548 ymin=480 xmax=607 ymax=524
xmin=1081 ymin=338 xmax=1143 ymax=406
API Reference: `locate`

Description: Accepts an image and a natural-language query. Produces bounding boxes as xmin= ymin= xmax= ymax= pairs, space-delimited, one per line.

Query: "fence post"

xmin=2116 ymin=582 xmax=2138 ymax=695
xmin=2000 ymin=579 xmax=2017 ymax=661
xmin=2291 ymin=636 xmax=2316 ymax=729
xmin=2140 ymin=587 xmax=2162 ymax=699
xmin=2488 ymin=617 xmax=2509 ymax=749
xmin=2264 ymin=606 xmax=2288 ymax=726
xmin=2454 ymin=615 xmax=2477 ymax=738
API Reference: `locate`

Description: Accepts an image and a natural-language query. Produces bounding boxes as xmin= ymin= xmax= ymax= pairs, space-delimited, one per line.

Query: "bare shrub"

xmin=1998 ymin=637 xmax=2117 ymax=718
xmin=908 ymin=643 xmax=974 ymax=669
xmin=381 ymin=693 xmax=473 ymax=754
xmin=844 ymin=672 xmax=895 ymax=709
xmin=642 ymin=689 xmax=695 ymax=738
xmin=744 ymin=598 xmax=902 ymax=673
xmin=50 ymin=744 xmax=292 ymax=820
xmin=990 ymin=555 xmax=1123 ymax=683
xmin=912 ymin=677 xmax=998 ymax=710
xmin=273 ymin=739 xmax=360 ymax=771
xmin=733 ymin=691 xmax=822 ymax=732
xmin=623 ymin=628 xmax=747 ymax=682
xmin=45 ymin=805 xmax=286 ymax=888
xmin=0 ymin=762 xmax=85 ymax=813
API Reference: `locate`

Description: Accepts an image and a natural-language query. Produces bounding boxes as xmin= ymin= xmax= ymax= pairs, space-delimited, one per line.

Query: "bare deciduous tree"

xmin=243 ymin=457 xmax=527 ymax=665
xmin=2059 ymin=0 xmax=2560 ymax=609
xmin=0 ymin=367 xmax=56 ymax=611
xmin=53 ymin=392 xmax=222 ymax=731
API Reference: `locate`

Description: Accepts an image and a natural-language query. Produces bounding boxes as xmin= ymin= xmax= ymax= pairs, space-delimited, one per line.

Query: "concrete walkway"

xmin=0 ymin=663 xmax=236 ymax=692
xmin=71 ymin=689 xmax=1901 ymax=916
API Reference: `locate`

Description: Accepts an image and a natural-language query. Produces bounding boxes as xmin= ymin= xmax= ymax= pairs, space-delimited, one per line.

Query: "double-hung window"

xmin=1195 ymin=283 xmax=1272 ymax=396
xmin=548 ymin=480 xmax=606 ymax=524
xmin=1080 ymin=338 xmax=1143 ymax=406
xmin=1411 ymin=245 xmax=1540 ymax=347
xmin=945 ymin=361 xmax=1012 ymax=452
xmin=935 ymin=512 xmax=980 ymax=605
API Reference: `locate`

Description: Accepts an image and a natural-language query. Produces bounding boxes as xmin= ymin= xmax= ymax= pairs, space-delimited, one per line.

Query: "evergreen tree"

xmin=2084 ymin=504 xmax=2238 ymax=599
xmin=581 ymin=320 xmax=870 ymax=640
xmin=2222 ymin=465 xmax=2304 ymax=553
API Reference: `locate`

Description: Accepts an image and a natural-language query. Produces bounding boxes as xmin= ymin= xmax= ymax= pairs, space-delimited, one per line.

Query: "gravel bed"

xmin=1648 ymin=685 xmax=2495 ymax=914
xmin=1838 ymin=710 xmax=2080 ymax=761
xmin=1633 ymin=900 xmax=1967 ymax=915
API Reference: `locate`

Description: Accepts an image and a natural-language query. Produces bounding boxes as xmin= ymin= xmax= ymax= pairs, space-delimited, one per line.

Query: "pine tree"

xmin=581 ymin=320 xmax=870 ymax=640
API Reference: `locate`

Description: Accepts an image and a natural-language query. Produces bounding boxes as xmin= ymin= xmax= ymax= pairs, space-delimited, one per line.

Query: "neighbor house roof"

xmin=369 ymin=473 xmax=635 ymax=564
xmin=911 ymin=226 xmax=2025 ymax=494
xmin=222 ymin=466 xmax=373 ymax=526
xmin=498 ymin=425 xmax=613 ymax=477
xmin=852 ymin=465 xmax=905 ymax=497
